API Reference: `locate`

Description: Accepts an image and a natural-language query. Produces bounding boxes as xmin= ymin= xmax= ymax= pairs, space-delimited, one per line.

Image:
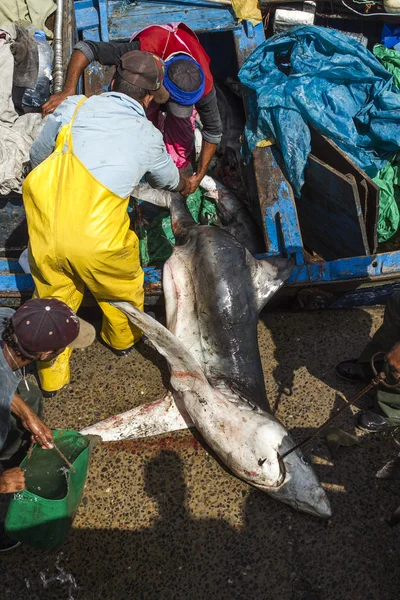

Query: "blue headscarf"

xmin=164 ymin=55 xmax=205 ymax=105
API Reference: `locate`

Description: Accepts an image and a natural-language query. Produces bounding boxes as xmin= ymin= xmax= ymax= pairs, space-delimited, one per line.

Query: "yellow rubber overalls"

xmin=22 ymin=97 xmax=144 ymax=392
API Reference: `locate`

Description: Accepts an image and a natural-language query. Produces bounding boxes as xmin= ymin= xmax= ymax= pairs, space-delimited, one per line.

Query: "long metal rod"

xmin=279 ymin=379 xmax=378 ymax=462
xmin=53 ymin=0 xmax=64 ymax=93
xmin=279 ymin=353 xmax=393 ymax=462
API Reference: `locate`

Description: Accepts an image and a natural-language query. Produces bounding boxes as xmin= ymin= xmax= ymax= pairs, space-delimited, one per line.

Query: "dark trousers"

xmin=0 ymin=380 xmax=42 ymax=466
xmin=358 ymin=290 xmax=400 ymax=422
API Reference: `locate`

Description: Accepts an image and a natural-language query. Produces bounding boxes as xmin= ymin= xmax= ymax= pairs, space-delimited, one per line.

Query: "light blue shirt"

xmin=30 ymin=92 xmax=180 ymax=197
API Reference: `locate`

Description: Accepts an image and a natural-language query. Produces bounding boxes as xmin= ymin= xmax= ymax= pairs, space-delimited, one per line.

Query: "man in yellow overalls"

xmin=23 ymin=51 xmax=189 ymax=397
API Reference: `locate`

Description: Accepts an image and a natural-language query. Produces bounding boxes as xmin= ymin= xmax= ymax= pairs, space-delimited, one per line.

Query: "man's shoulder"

xmin=141 ymin=119 xmax=165 ymax=146
xmin=54 ymin=94 xmax=86 ymax=120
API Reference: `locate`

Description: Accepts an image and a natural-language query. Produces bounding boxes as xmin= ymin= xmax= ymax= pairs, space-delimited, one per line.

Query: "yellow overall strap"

xmin=66 ymin=96 xmax=88 ymax=152
xmin=53 ymin=96 xmax=88 ymax=154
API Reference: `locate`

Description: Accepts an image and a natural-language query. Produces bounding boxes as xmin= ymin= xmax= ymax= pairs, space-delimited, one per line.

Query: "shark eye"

xmin=300 ymin=455 xmax=309 ymax=466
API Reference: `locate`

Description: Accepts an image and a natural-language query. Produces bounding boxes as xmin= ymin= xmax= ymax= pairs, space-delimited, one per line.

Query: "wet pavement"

xmin=1 ymin=305 xmax=400 ymax=600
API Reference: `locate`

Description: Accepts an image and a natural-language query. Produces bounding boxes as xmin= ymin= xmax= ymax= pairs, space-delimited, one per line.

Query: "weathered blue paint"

xmin=233 ymin=21 xmax=264 ymax=66
xmin=74 ymin=1 xmax=99 ymax=31
xmin=108 ymin=2 xmax=238 ymax=39
xmin=0 ymin=259 xmax=23 ymax=274
xmin=251 ymin=147 xmax=305 ymax=265
xmin=98 ymin=0 xmax=110 ymax=42
xmin=0 ymin=258 xmax=162 ymax=294
xmin=0 ymin=273 xmax=35 ymax=293
xmin=144 ymin=266 xmax=162 ymax=284
xmin=82 ymin=27 xmax=101 ymax=41
xmin=249 ymin=251 xmax=398 ymax=286
xmin=265 ymin=179 xmax=305 ymax=265
xmin=74 ymin=0 xmax=247 ymax=44
xmin=4 ymin=250 xmax=400 ymax=296
xmin=286 ymin=253 xmax=400 ymax=285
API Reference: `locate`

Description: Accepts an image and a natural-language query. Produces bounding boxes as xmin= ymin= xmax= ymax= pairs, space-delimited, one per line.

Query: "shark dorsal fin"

xmin=247 ymin=253 xmax=294 ymax=312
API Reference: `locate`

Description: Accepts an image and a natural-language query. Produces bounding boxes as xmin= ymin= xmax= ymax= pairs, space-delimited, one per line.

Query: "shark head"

xmin=249 ymin=423 xmax=332 ymax=518
xmin=272 ymin=453 xmax=331 ymax=519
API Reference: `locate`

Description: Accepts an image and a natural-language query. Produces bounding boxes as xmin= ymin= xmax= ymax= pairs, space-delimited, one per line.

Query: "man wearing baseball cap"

xmin=25 ymin=51 xmax=189 ymax=397
xmin=0 ymin=298 xmax=95 ymax=551
xmin=42 ymin=23 xmax=223 ymax=196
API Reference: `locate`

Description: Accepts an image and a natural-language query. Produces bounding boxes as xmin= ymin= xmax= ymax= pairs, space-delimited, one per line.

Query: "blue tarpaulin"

xmin=239 ymin=26 xmax=400 ymax=199
xmin=381 ymin=24 xmax=400 ymax=51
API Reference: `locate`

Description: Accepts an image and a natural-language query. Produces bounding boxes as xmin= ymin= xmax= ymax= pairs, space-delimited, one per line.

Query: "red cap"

xmin=11 ymin=298 xmax=95 ymax=357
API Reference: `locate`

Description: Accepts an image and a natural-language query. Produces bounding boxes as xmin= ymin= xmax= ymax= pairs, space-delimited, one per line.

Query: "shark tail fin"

xmin=81 ymin=392 xmax=194 ymax=441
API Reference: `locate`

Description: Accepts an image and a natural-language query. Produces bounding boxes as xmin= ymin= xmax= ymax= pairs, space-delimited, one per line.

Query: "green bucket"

xmin=5 ymin=429 xmax=90 ymax=551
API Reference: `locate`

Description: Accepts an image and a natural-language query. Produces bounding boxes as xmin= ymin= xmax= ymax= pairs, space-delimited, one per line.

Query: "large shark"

xmin=82 ymin=193 xmax=331 ymax=518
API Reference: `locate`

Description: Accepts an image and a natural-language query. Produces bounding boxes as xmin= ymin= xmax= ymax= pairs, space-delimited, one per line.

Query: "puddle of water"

xmin=39 ymin=553 xmax=78 ymax=600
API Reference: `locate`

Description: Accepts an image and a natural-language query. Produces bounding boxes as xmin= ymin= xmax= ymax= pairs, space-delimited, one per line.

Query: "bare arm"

xmin=11 ymin=393 xmax=54 ymax=449
xmin=183 ymin=87 xmax=222 ymax=196
xmin=183 ymin=141 xmax=217 ymax=197
xmin=42 ymin=50 xmax=89 ymax=116
xmin=174 ymin=173 xmax=191 ymax=195
xmin=42 ymin=40 xmax=140 ymax=116
xmin=196 ymin=140 xmax=217 ymax=179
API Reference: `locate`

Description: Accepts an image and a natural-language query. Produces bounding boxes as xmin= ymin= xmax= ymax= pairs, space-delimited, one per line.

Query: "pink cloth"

xmin=146 ymin=102 xmax=196 ymax=170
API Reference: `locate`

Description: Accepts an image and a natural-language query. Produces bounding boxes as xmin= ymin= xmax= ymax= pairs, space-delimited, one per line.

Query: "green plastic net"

xmin=373 ymin=158 xmax=400 ymax=243
xmin=374 ymin=45 xmax=400 ymax=90
xmin=137 ymin=188 xmax=218 ymax=266
xmin=373 ymin=45 xmax=400 ymax=243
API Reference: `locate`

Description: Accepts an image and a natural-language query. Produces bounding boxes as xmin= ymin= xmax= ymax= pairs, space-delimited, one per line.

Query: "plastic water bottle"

xmin=22 ymin=29 xmax=53 ymax=108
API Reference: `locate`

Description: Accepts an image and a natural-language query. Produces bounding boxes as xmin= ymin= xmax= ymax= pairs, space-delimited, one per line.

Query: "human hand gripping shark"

xmin=82 ymin=184 xmax=331 ymax=519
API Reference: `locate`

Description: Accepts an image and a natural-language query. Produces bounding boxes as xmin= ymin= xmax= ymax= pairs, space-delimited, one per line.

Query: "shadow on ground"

xmin=260 ymin=307 xmax=374 ymax=415
xmin=2 ymin=440 xmax=400 ymax=600
xmin=2 ymin=306 xmax=400 ymax=600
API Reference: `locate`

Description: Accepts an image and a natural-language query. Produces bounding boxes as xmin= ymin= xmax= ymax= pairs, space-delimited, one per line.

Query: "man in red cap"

xmin=0 ymin=298 xmax=95 ymax=551
xmin=25 ymin=50 xmax=188 ymax=397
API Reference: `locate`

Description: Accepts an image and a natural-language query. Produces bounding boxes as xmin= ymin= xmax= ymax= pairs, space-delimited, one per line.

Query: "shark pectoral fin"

xmin=80 ymin=392 xmax=194 ymax=441
xmin=110 ymin=302 xmax=208 ymax=392
xmin=248 ymin=252 xmax=294 ymax=311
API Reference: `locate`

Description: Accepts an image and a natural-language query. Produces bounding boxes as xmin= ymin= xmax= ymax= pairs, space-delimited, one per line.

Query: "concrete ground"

xmin=1 ymin=305 xmax=400 ymax=600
